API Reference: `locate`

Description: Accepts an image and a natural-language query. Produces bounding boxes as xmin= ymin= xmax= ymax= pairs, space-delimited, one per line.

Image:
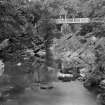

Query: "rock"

xmin=0 ymin=60 xmax=4 ymax=76
xmin=96 ymin=93 xmax=105 ymax=105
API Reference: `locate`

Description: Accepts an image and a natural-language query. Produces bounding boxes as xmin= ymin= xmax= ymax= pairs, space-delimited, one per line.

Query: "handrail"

xmin=55 ymin=18 xmax=105 ymax=24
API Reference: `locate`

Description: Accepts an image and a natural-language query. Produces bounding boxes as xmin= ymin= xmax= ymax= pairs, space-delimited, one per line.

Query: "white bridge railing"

xmin=55 ymin=18 xmax=105 ymax=24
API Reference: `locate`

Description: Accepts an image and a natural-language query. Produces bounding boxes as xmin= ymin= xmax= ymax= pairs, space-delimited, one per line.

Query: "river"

xmin=4 ymin=81 xmax=98 ymax=105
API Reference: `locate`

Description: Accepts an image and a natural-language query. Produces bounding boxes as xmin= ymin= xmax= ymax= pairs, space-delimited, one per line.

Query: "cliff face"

xmin=50 ymin=32 xmax=97 ymax=80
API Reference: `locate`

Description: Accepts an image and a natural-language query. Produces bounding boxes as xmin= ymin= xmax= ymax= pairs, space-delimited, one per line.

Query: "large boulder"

xmin=0 ymin=60 xmax=4 ymax=76
xmin=83 ymin=75 xmax=101 ymax=93
xmin=97 ymin=93 xmax=105 ymax=105
xmin=83 ymin=66 xmax=105 ymax=94
xmin=57 ymin=72 xmax=73 ymax=82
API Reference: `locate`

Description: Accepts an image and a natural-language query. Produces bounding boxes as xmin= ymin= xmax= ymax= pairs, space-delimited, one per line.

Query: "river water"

xmin=4 ymin=81 xmax=98 ymax=105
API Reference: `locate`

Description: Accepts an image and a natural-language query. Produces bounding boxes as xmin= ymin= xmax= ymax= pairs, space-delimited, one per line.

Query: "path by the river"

xmin=5 ymin=81 xmax=98 ymax=105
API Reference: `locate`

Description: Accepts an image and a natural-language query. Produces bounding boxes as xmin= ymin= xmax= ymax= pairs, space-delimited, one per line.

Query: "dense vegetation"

xmin=0 ymin=0 xmax=62 ymax=101
xmin=0 ymin=0 xmax=105 ymax=104
xmin=50 ymin=0 xmax=105 ymax=104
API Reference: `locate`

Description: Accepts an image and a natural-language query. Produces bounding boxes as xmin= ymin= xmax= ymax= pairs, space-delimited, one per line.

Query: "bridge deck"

xmin=55 ymin=18 xmax=105 ymax=24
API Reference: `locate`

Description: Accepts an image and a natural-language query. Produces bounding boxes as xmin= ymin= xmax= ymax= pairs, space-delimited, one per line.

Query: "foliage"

xmin=77 ymin=0 xmax=105 ymax=37
xmin=52 ymin=32 xmax=96 ymax=71
xmin=0 ymin=0 xmax=63 ymax=94
xmin=0 ymin=0 xmax=32 ymax=62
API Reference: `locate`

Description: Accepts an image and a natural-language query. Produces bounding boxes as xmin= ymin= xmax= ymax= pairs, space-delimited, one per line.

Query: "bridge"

xmin=55 ymin=18 xmax=105 ymax=24
xmin=54 ymin=17 xmax=105 ymax=32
